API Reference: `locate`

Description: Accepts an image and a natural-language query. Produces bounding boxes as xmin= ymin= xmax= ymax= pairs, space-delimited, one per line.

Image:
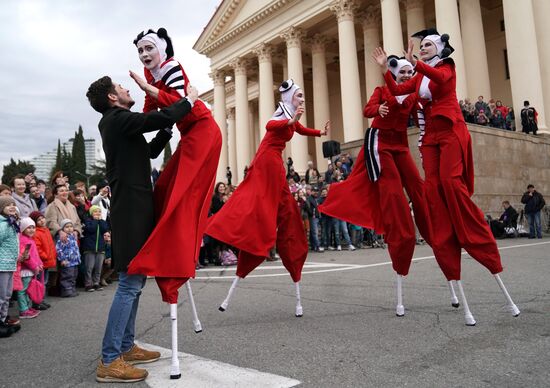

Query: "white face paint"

xmin=137 ymin=40 xmax=161 ymax=70
xmin=292 ymin=89 xmax=305 ymax=109
xmin=397 ymin=65 xmax=414 ymax=84
xmin=419 ymin=39 xmax=438 ymax=61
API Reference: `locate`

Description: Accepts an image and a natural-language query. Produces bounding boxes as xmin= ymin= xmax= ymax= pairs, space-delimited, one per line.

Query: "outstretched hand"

xmin=404 ymin=39 xmax=417 ymax=66
xmin=129 ymin=70 xmax=148 ymax=91
xmin=372 ymin=47 xmax=388 ymax=73
xmin=321 ymin=121 xmax=330 ymax=136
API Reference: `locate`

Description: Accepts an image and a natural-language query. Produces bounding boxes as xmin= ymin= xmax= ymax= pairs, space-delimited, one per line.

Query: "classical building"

xmin=194 ymin=0 xmax=549 ymax=217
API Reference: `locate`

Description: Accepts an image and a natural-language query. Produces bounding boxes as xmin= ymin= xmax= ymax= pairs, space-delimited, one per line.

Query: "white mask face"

xmin=419 ymin=39 xmax=438 ymax=61
xmin=292 ymin=89 xmax=304 ymax=108
xmin=397 ymin=65 xmax=414 ymax=83
xmin=137 ymin=40 xmax=161 ymax=70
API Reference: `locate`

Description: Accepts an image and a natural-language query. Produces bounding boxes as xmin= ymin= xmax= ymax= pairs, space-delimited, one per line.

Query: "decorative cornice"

xmin=359 ymin=5 xmax=381 ymax=29
xmin=210 ymin=70 xmax=226 ymax=86
xmin=330 ymin=0 xmax=359 ymax=23
xmin=253 ymin=43 xmax=274 ymax=64
xmin=280 ymin=27 xmax=305 ymax=49
xmin=309 ymin=33 xmax=328 ymax=55
xmin=226 ymin=108 xmax=235 ymax=119
xmin=199 ymin=0 xmax=298 ymax=55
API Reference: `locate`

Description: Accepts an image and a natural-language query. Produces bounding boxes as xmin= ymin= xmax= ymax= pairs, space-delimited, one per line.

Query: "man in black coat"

xmin=521 ymin=184 xmax=546 ymax=239
xmin=86 ymin=75 xmax=197 ymax=382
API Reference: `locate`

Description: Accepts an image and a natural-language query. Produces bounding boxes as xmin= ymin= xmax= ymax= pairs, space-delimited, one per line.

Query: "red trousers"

xmin=377 ymin=132 xmax=432 ymax=276
xmin=421 ymin=117 xmax=503 ymax=280
xmin=236 ymin=184 xmax=308 ymax=282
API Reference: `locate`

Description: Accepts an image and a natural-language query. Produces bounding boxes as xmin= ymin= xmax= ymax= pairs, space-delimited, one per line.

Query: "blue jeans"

xmin=526 ymin=211 xmax=542 ymax=238
xmin=309 ymin=217 xmax=321 ymax=249
xmin=333 ymin=219 xmax=352 ymax=246
xmin=102 ymin=272 xmax=146 ymax=364
xmin=320 ymin=216 xmax=333 ymax=248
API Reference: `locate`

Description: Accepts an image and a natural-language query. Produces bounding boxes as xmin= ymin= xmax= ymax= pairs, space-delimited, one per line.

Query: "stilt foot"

xmin=396 ymin=305 xmax=405 ymax=317
xmin=508 ymin=304 xmax=520 ymax=317
xmin=170 ymin=374 xmax=181 ymax=380
xmin=465 ymin=313 xmax=476 ymax=326
xmin=218 ymin=306 xmax=226 ymax=312
xmin=193 ymin=321 xmax=203 ymax=333
xmin=295 ymin=306 xmax=303 ymax=317
xmin=452 ymin=302 xmax=460 ymax=308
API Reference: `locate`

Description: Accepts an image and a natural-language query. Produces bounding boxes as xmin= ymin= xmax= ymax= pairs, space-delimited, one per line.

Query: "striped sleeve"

xmin=161 ymin=61 xmax=186 ymax=97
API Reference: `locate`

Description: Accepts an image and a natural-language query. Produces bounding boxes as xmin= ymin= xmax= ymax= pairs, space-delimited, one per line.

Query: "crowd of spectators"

xmin=0 ymin=171 xmax=114 ymax=337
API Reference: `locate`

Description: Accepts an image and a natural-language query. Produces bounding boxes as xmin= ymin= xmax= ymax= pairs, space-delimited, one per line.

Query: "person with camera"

xmin=521 ymin=184 xmax=546 ymax=239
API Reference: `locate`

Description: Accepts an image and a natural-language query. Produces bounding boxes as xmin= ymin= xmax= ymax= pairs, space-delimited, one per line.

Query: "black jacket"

xmin=81 ymin=218 xmax=110 ymax=253
xmin=499 ymin=206 xmax=518 ymax=228
xmin=521 ymin=191 xmax=546 ymax=214
xmin=99 ymin=98 xmax=192 ymax=271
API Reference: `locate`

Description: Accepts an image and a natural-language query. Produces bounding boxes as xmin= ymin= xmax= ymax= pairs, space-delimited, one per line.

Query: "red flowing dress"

xmin=383 ymin=58 xmax=503 ymax=280
xmin=319 ymin=86 xmax=432 ymax=276
xmin=205 ymin=119 xmax=321 ymax=282
xmin=127 ymin=59 xmax=222 ymax=302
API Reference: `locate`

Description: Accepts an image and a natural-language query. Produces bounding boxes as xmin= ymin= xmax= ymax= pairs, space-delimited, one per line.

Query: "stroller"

xmin=364 ymin=228 xmax=386 ymax=249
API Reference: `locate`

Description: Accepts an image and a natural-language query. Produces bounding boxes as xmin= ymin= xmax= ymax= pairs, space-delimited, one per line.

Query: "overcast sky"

xmin=0 ymin=0 xmax=221 ymax=175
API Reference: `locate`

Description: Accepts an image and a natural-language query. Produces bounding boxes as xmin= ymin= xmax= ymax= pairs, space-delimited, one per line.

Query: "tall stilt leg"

xmin=169 ymin=303 xmax=181 ymax=379
xmin=494 ymin=274 xmax=520 ymax=317
xmin=295 ymin=281 xmax=303 ymax=317
xmin=396 ymin=274 xmax=405 ymax=317
xmin=456 ymin=280 xmax=476 ymax=326
xmin=448 ymin=280 xmax=460 ymax=308
xmin=185 ymin=281 xmax=202 ymax=333
xmin=219 ymin=277 xmax=240 ymax=312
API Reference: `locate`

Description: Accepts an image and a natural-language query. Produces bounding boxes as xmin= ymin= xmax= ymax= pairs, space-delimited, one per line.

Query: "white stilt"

xmin=169 ymin=303 xmax=181 ymax=379
xmin=396 ymin=274 xmax=404 ymax=317
xmin=494 ymin=274 xmax=520 ymax=317
xmin=185 ymin=281 xmax=202 ymax=333
xmin=219 ymin=277 xmax=240 ymax=312
xmin=295 ymin=281 xmax=303 ymax=317
xmin=448 ymin=280 xmax=460 ymax=308
xmin=456 ymin=280 xmax=476 ymax=326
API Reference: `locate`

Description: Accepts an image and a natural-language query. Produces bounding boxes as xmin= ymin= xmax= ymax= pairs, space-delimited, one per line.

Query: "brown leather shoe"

xmin=122 ymin=344 xmax=161 ymax=365
xmin=96 ymin=357 xmax=148 ymax=383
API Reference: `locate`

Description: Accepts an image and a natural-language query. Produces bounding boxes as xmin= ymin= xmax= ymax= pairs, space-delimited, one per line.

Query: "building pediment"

xmin=193 ymin=0 xmax=298 ymax=55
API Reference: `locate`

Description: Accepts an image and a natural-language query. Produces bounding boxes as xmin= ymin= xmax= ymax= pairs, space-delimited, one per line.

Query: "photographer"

xmin=91 ymin=182 xmax=111 ymax=222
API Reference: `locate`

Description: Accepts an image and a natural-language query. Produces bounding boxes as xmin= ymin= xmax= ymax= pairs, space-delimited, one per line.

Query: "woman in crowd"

xmin=373 ymin=29 xmax=519 ymax=325
xmin=11 ymin=175 xmax=37 ymax=218
xmin=320 ymin=56 xmax=432 ymax=316
xmin=206 ymin=79 xmax=328 ymax=317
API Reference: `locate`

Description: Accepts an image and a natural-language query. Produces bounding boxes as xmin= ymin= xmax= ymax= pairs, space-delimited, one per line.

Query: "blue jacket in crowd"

xmin=80 ymin=218 xmax=109 ymax=253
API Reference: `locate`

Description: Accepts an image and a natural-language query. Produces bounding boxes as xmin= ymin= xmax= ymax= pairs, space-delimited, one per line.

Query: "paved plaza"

xmin=1 ymin=238 xmax=549 ymax=387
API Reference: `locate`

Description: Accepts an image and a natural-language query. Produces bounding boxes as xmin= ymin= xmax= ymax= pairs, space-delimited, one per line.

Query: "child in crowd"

xmin=81 ymin=206 xmax=109 ymax=292
xmin=56 ymin=219 xmax=81 ymax=297
xmin=0 ymin=197 xmax=21 ymax=337
xmin=0 ymin=184 xmax=12 ymax=197
xmin=100 ymin=231 xmax=113 ymax=287
xmin=17 ymin=217 xmax=43 ymax=319
xmin=29 ymin=211 xmax=56 ymax=308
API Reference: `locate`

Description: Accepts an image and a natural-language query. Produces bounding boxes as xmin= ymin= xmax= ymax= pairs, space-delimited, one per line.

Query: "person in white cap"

xmin=206 ymin=80 xmax=329 ymax=317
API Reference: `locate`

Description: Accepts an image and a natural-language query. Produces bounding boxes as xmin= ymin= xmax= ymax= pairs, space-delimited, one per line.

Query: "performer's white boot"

xmin=456 ymin=280 xmax=476 ymax=326
xmin=186 ymin=281 xmax=202 ymax=333
xmin=169 ymin=303 xmax=181 ymax=379
xmin=396 ymin=274 xmax=405 ymax=317
xmin=295 ymin=281 xmax=303 ymax=317
xmin=494 ymin=274 xmax=520 ymax=317
xmin=219 ymin=277 xmax=240 ymax=312
xmin=448 ymin=280 xmax=460 ymax=308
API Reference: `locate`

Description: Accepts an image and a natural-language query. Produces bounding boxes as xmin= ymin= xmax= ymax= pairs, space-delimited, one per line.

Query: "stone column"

xmin=230 ymin=58 xmax=251 ymax=182
xmin=404 ymin=0 xmax=425 ymax=56
xmin=459 ymin=0 xmax=491 ymax=101
xmin=533 ymin=0 xmax=550 ymax=133
xmin=331 ymin=0 xmax=364 ymax=142
xmin=380 ymin=0 xmax=404 ymax=54
xmin=361 ymin=6 xmax=384 ymax=100
xmin=281 ymin=27 xmax=309 ymax=173
xmin=310 ymin=34 xmax=330 ymax=168
xmin=434 ymin=0 xmax=468 ymax=100
xmin=211 ymin=70 xmax=228 ymax=183
xmin=248 ymin=100 xmax=258 ymax=156
xmin=253 ymin=44 xmax=275 ymax=140
xmin=226 ymin=108 xmax=237 ymax=183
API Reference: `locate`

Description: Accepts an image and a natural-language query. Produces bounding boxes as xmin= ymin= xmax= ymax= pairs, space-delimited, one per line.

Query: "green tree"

xmin=60 ymin=145 xmax=74 ymax=181
xmin=162 ymin=142 xmax=173 ymax=168
xmin=2 ymin=158 xmax=35 ymax=185
xmin=89 ymin=159 xmax=107 ymax=186
xmin=71 ymin=125 xmax=87 ymax=178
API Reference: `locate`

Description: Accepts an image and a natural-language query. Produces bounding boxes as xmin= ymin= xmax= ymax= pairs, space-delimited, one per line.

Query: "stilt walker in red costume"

xmin=373 ymin=29 xmax=519 ymax=326
xmin=319 ymin=56 xmax=433 ymax=317
xmin=205 ymin=80 xmax=328 ymax=317
xmin=127 ymin=28 xmax=222 ymax=378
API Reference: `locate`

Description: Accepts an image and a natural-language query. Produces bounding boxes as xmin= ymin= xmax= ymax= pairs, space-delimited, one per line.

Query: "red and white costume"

xmin=320 ymin=84 xmax=431 ymax=276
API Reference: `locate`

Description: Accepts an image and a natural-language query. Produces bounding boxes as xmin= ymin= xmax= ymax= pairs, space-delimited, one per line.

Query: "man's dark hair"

xmin=53 ymin=184 xmax=67 ymax=195
xmin=37 ymin=179 xmax=46 ymax=186
xmin=527 ymin=184 xmax=535 ymax=189
xmin=502 ymin=200 xmax=510 ymax=205
xmin=86 ymin=76 xmax=116 ymax=113
xmin=524 ymin=101 xmax=530 ymax=107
